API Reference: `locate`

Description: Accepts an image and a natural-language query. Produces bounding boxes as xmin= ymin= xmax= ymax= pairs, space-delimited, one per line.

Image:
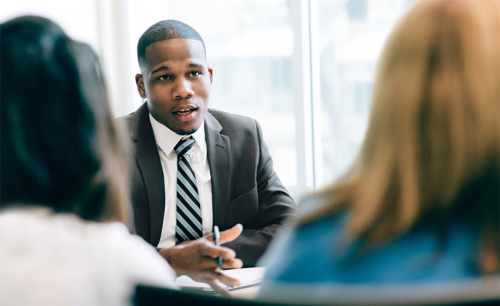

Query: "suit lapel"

xmin=131 ymin=103 xmax=165 ymax=246
xmin=205 ymin=111 xmax=231 ymax=228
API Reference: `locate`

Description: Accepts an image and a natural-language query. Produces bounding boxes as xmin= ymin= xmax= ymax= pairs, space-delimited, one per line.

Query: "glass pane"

xmin=137 ymin=0 xmax=297 ymax=186
xmin=0 ymin=1 xmax=100 ymax=51
xmin=315 ymin=0 xmax=416 ymax=186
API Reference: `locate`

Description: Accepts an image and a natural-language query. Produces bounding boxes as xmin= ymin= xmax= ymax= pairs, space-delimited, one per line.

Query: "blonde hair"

xmin=302 ymin=0 xmax=500 ymax=274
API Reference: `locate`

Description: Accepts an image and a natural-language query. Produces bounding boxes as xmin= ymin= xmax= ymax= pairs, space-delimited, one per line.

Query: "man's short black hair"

xmin=137 ymin=19 xmax=206 ymax=68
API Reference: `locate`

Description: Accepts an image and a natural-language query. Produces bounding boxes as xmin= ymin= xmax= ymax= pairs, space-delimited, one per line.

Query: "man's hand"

xmin=158 ymin=224 xmax=244 ymax=296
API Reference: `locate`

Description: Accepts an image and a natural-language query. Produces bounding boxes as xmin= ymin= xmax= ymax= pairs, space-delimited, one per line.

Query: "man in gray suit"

xmin=119 ymin=20 xmax=296 ymax=292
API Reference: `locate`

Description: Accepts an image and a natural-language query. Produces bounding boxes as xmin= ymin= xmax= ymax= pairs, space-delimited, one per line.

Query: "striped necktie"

xmin=174 ymin=136 xmax=203 ymax=244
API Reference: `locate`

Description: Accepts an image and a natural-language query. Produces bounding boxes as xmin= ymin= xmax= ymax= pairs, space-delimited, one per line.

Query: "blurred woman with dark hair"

xmin=261 ymin=0 xmax=499 ymax=289
xmin=0 ymin=16 xmax=175 ymax=305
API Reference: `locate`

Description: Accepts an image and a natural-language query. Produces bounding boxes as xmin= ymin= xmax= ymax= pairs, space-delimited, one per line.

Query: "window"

xmin=314 ymin=0 xmax=416 ymax=187
xmin=2 ymin=0 xmax=417 ymax=199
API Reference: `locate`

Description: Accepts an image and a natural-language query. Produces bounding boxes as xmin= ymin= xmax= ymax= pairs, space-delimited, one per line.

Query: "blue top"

xmin=260 ymin=196 xmax=481 ymax=287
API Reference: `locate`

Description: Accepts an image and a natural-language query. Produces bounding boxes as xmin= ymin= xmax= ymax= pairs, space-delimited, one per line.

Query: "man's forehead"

xmin=149 ymin=61 xmax=206 ymax=76
xmin=144 ymin=38 xmax=206 ymax=63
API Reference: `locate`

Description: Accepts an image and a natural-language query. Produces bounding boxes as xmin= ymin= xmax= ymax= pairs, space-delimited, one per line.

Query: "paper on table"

xmin=175 ymin=267 xmax=266 ymax=291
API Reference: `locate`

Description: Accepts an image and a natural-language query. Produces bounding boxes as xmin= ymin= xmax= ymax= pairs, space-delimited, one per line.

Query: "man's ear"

xmin=135 ymin=74 xmax=147 ymax=98
xmin=208 ymin=68 xmax=213 ymax=83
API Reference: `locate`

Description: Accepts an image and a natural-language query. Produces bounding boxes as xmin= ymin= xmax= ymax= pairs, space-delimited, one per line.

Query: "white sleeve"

xmin=98 ymin=222 xmax=178 ymax=306
xmin=117 ymin=230 xmax=178 ymax=288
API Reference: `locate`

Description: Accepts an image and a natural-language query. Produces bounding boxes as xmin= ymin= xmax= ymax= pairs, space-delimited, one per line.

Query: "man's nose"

xmin=172 ymin=78 xmax=194 ymax=99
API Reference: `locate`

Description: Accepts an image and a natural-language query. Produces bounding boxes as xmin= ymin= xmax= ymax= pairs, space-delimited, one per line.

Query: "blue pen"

xmin=213 ymin=225 xmax=223 ymax=268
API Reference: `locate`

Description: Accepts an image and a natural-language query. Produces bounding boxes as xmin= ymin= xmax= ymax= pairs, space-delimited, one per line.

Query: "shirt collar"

xmin=149 ymin=113 xmax=206 ymax=157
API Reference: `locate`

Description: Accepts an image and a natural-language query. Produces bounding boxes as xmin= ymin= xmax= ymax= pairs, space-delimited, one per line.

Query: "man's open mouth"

xmin=173 ymin=108 xmax=197 ymax=115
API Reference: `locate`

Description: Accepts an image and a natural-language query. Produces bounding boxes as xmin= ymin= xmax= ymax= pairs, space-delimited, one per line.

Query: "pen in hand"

xmin=213 ymin=225 xmax=223 ymax=269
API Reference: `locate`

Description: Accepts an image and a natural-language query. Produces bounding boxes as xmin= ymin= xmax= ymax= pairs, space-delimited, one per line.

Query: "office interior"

xmin=3 ymin=1 xmax=498 ymax=305
xmin=1 ymin=0 xmax=419 ymax=200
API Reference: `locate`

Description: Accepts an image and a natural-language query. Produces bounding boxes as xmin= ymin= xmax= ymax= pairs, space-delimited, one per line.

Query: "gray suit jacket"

xmin=119 ymin=102 xmax=296 ymax=266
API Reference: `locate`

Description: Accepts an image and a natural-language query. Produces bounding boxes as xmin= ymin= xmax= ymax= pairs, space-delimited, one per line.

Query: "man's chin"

xmin=172 ymin=125 xmax=199 ymax=136
xmin=163 ymin=117 xmax=203 ymax=135
xmin=177 ymin=129 xmax=196 ymax=135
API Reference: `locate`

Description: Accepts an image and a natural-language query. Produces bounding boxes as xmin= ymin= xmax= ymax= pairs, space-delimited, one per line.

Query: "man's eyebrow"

xmin=150 ymin=66 xmax=169 ymax=75
xmin=188 ymin=63 xmax=206 ymax=68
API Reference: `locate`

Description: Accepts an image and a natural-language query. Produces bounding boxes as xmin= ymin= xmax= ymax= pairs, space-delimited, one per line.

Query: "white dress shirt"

xmin=0 ymin=206 xmax=176 ymax=306
xmin=149 ymin=113 xmax=213 ymax=249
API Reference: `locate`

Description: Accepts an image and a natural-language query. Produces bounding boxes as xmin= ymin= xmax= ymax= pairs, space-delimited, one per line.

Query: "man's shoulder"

xmin=115 ymin=112 xmax=134 ymax=137
xmin=117 ymin=111 xmax=134 ymax=120
xmin=116 ymin=112 xmax=133 ymax=124
xmin=207 ymin=108 xmax=257 ymax=130
xmin=115 ymin=103 xmax=149 ymax=137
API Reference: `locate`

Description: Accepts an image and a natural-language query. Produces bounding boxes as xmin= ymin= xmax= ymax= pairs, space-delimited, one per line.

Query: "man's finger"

xmin=219 ymin=224 xmax=243 ymax=244
xmin=199 ymin=243 xmax=236 ymax=259
xmin=206 ymin=279 xmax=231 ymax=297
xmin=191 ymin=270 xmax=242 ymax=296
xmin=214 ymin=270 xmax=242 ymax=288
xmin=202 ymin=270 xmax=241 ymax=288
xmin=205 ymin=224 xmax=243 ymax=243
xmin=222 ymin=258 xmax=243 ymax=269
xmin=198 ymin=256 xmax=242 ymax=270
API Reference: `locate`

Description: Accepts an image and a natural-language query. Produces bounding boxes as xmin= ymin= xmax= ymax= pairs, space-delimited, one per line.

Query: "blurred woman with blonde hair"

xmin=261 ymin=0 xmax=499 ymax=287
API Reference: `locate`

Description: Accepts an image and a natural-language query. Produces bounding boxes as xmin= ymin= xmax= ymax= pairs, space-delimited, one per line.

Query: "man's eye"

xmin=189 ymin=71 xmax=201 ymax=77
xmin=158 ymin=75 xmax=172 ymax=81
